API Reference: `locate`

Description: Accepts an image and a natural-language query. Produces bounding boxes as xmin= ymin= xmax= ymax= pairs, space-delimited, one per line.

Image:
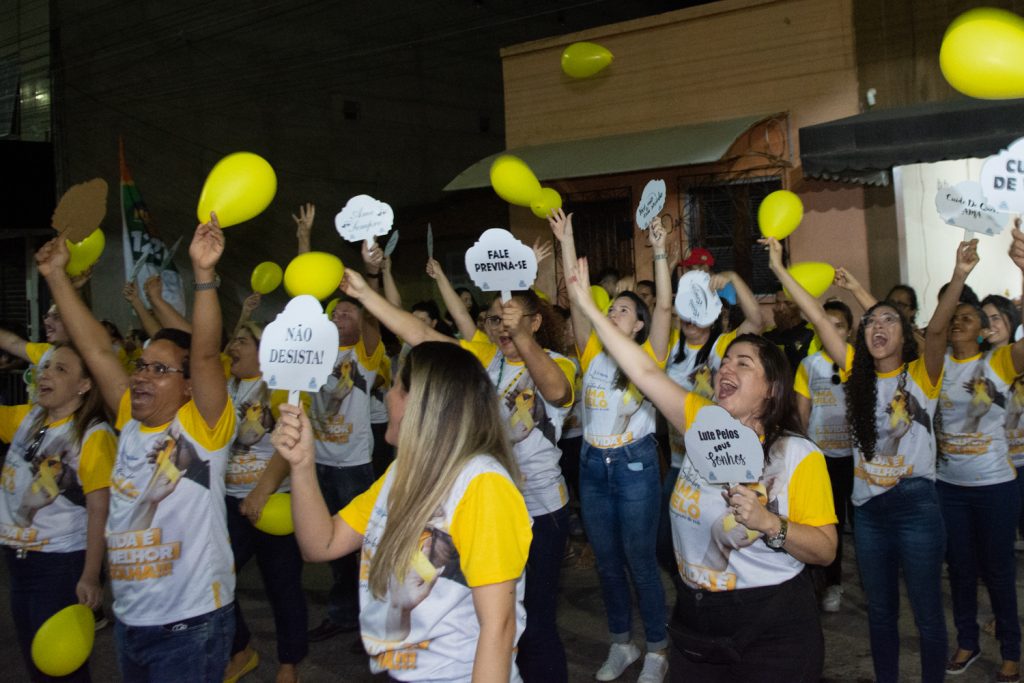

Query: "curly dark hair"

xmin=845 ymin=302 xmax=919 ymax=461
xmin=498 ymin=290 xmax=566 ymax=356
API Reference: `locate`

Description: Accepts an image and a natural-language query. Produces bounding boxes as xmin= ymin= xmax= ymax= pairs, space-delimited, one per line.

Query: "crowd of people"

xmin=0 ymin=203 xmax=1023 ymax=683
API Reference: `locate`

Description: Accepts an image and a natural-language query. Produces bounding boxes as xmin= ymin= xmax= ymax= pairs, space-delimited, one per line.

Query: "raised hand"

xmin=339 ymin=269 xmax=370 ymax=300
xmin=425 ymin=257 xmax=446 ymax=281
xmin=362 ymin=239 xmax=383 ymax=274
xmin=293 ymin=203 xmax=315 ymax=238
xmin=647 ymin=218 xmax=667 ymax=250
xmin=123 ymin=281 xmax=140 ymax=302
xmin=1009 ymin=218 xmax=1024 ymax=272
xmin=241 ymin=292 xmax=261 ymax=316
xmin=566 ymin=257 xmax=597 ymax=312
xmin=954 ymin=238 xmax=979 ymax=279
xmin=190 ymin=212 xmax=225 ymax=273
xmin=833 ymin=266 xmax=861 ymax=291
xmin=35 ymin=238 xmax=70 ymax=279
xmin=532 ymin=237 xmax=553 ymax=266
xmin=760 ymin=237 xmax=785 ymax=273
xmin=547 ymin=208 xmax=574 ymax=243
xmin=143 ymin=274 xmax=164 ymax=302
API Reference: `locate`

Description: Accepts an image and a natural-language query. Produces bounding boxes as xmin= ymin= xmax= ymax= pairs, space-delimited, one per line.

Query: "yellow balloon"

xmin=254 ymin=492 xmax=294 ymax=535
xmin=490 ymin=155 xmax=542 ymax=207
xmin=590 ymin=284 xmax=611 ymax=313
xmin=532 ymin=287 xmax=550 ymax=302
xmin=250 ymin=261 xmax=283 ymax=294
xmin=757 ymin=190 xmax=804 ymax=240
xmin=786 ymin=262 xmax=835 ymax=299
xmin=284 ymin=252 xmax=345 ymax=300
xmin=940 ymin=8 xmax=1024 ymax=99
xmin=32 ymin=604 xmax=94 ymax=677
xmin=530 ymin=187 xmax=563 ymax=219
xmin=65 ymin=228 xmax=105 ymax=276
xmin=561 ymin=42 xmax=614 ymax=79
xmin=196 ymin=152 xmax=277 ymax=228
xmin=325 ymin=297 xmax=341 ymax=318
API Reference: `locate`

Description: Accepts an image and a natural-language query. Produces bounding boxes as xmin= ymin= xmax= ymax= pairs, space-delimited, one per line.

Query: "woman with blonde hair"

xmin=273 ymin=342 xmax=532 ymax=681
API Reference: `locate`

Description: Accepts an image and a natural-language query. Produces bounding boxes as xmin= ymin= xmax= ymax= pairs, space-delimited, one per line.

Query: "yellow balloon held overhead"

xmin=254 ymin=492 xmax=294 ymax=535
xmin=196 ymin=152 xmax=277 ymax=228
xmin=757 ymin=190 xmax=804 ymax=240
xmin=561 ymin=42 xmax=614 ymax=79
xmin=940 ymin=8 xmax=1024 ymax=100
xmin=32 ymin=604 xmax=94 ymax=677
xmin=786 ymin=262 xmax=835 ymax=299
xmin=530 ymin=187 xmax=563 ymax=219
xmin=490 ymin=155 xmax=542 ymax=207
xmin=284 ymin=252 xmax=344 ymax=300
xmin=591 ymin=285 xmax=611 ymax=314
xmin=250 ymin=261 xmax=283 ymax=294
xmin=65 ymin=228 xmax=105 ymax=276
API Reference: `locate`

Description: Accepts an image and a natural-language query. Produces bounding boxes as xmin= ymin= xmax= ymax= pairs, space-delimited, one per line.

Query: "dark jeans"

xmin=937 ymin=478 xmax=1021 ymax=661
xmin=1017 ymin=466 xmax=1024 ymax=540
xmin=580 ymin=434 xmax=667 ymax=650
xmin=369 ymin=423 xmax=394 ymax=478
xmin=226 ymin=496 xmax=308 ymax=664
xmin=516 ymin=505 xmax=569 ymax=683
xmin=557 ymin=434 xmax=582 ymax=505
xmin=853 ymin=477 xmax=947 ymax=683
xmin=824 ymin=456 xmax=853 ymax=586
xmin=4 ymin=547 xmax=90 ymax=682
xmin=316 ymin=462 xmax=374 ymax=628
xmin=114 ymin=604 xmax=234 ymax=683
xmin=668 ymin=572 xmax=823 ymax=682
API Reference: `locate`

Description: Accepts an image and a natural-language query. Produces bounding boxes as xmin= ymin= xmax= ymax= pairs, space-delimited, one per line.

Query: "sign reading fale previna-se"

xmin=935 ymin=180 xmax=1010 ymax=236
xmin=683 ymin=405 xmax=764 ymax=485
xmin=635 ymin=179 xmax=666 ymax=230
xmin=464 ymin=228 xmax=537 ymax=302
xmin=981 ymin=136 xmax=1024 ymax=213
xmin=335 ymin=194 xmax=394 ymax=244
xmin=259 ymin=295 xmax=339 ymax=398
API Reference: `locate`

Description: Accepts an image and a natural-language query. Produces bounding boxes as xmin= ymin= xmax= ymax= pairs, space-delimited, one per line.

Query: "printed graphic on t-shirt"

xmin=938 ymin=365 xmax=1003 ymax=458
xmin=504 ymin=373 xmax=557 ymax=446
xmin=1008 ymin=375 xmax=1024 ymax=464
xmin=227 ymin=384 xmax=275 ymax=488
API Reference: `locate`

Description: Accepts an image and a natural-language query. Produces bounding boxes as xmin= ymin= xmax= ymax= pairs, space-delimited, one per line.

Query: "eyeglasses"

xmin=132 ymin=359 xmax=186 ymax=376
xmin=862 ymin=312 xmax=901 ymax=328
xmin=483 ymin=315 xmax=503 ymax=327
xmin=22 ymin=425 xmax=49 ymax=463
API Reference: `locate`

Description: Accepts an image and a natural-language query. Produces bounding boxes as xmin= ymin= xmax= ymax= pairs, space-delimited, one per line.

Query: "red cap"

xmin=681 ymin=247 xmax=715 ymax=268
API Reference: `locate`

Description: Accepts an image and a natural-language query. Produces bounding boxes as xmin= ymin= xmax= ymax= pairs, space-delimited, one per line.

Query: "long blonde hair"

xmin=367 ymin=342 xmax=518 ymax=599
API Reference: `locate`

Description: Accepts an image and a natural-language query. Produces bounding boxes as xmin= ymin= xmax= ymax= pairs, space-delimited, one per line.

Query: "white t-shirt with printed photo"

xmin=226 ymin=376 xmax=290 ymax=498
xmin=310 ymin=338 xmax=384 ymax=468
xmin=794 ymin=346 xmax=854 ymax=459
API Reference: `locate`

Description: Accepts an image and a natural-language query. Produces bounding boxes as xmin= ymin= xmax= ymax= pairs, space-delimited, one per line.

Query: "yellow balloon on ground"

xmin=787 ymin=262 xmax=835 ymax=299
xmin=65 ymin=228 xmax=105 ymax=276
xmin=32 ymin=604 xmax=94 ymax=677
xmin=490 ymin=155 xmax=542 ymax=207
xmin=254 ymin=492 xmax=294 ymax=535
xmin=250 ymin=261 xmax=283 ymax=294
xmin=284 ymin=252 xmax=344 ymax=300
xmin=561 ymin=42 xmax=614 ymax=78
xmin=940 ymin=8 xmax=1024 ymax=99
xmin=196 ymin=152 xmax=277 ymax=228
xmin=530 ymin=187 xmax=563 ymax=219
xmin=591 ymin=285 xmax=611 ymax=313
xmin=758 ymin=190 xmax=804 ymax=240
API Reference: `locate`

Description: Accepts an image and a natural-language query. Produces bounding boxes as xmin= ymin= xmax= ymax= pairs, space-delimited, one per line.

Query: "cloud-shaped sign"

xmin=464 ymin=228 xmax=537 ymax=300
xmin=636 ymin=179 xmax=666 ymax=230
xmin=980 ymin=136 xmax=1024 ymax=213
xmin=259 ymin=295 xmax=340 ymax=392
xmin=683 ymin=405 xmax=764 ymax=484
xmin=335 ymin=194 xmax=394 ymax=243
xmin=675 ymin=270 xmax=722 ymax=327
xmin=935 ymin=180 xmax=1010 ymax=236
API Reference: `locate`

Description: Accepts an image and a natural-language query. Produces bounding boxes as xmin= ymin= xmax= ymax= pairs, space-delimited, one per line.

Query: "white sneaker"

xmin=821 ymin=585 xmax=843 ymax=613
xmin=637 ymin=652 xmax=668 ymax=683
xmin=595 ymin=642 xmax=641 ymax=681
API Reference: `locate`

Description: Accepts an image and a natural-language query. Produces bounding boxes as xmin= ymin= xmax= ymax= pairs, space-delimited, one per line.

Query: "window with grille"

xmin=563 ymin=188 xmax=634 ymax=284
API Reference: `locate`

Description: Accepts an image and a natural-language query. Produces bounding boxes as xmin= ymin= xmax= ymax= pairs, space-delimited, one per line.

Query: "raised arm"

xmin=566 ymin=257 xmax=689 ymax=431
xmin=294 ymin=203 xmax=314 ymax=255
xmin=122 ymin=282 xmax=161 ymax=338
xmin=426 ymin=257 xmax=477 ymax=340
xmin=718 ymin=270 xmax=764 ymax=335
xmin=548 ymin=209 xmax=590 ymax=352
xmin=381 ymin=256 xmax=403 ymax=309
xmin=340 ymin=269 xmax=453 ymax=347
xmin=0 ymin=328 xmax=30 ymax=362
xmin=359 ymin=241 xmax=383 ymax=355
xmin=188 ymin=214 xmax=229 ymax=427
xmin=143 ymin=275 xmax=192 ymax=333
xmin=36 ymin=239 xmax=127 ymax=415
xmin=232 ymin=293 xmax=261 ymax=339
xmin=925 ymin=240 xmax=979 ymax=383
xmin=833 ymin=267 xmax=877 ymax=311
xmin=504 ymin=300 xmax=572 ymax=406
xmin=647 ymin=220 xmax=673 ymax=360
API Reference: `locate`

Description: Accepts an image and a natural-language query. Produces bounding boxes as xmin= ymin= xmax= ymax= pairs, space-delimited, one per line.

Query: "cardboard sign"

xmin=52 ymin=178 xmax=108 ymax=242
xmin=683 ymin=405 xmax=764 ymax=484
xmin=935 ymin=180 xmax=1009 ymax=236
xmin=981 ymin=136 xmax=1024 ymax=213
xmin=635 ymin=179 xmax=666 ymax=229
xmin=675 ymin=270 xmax=722 ymax=327
xmin=335 ymin=194 xmax=394 ymax=244
xmin=259 ymin=295 xmax=339 ymax=399
xmin=464 ymin=228 xmax=537 ymax=301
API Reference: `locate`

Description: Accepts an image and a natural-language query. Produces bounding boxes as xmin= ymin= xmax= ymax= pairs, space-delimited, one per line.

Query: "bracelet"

xmin=194 ymin=275 xmax=221 ymax=291
xmin=653 ymin=253 xmax=668 ymax=261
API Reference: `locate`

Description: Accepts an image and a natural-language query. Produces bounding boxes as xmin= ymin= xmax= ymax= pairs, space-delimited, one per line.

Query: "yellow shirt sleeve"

xmin=908 ymin=357 xmax=942 ymax=399
xmin=682 ymin=393 xmax=715 ymax=434
xmin=356 ymin=336 xmax=385 ymax=373
xmin=177 ymin=398 xmax=237 ymax=452
xmin=553 ymin=356 xmax=578 ymax=408
xmin=578 ymin=332 xmax=602 ymax=373
xmin=450 ymin=472 xmax=533 ymax=587
xmin=25 ymin=342 xmax=52 ymax=365
xmin=0 ymin=405 xmax=32 ymax=444
xmin=115 ymin=390 xmax=132 ymax=431
xmin=459 ymin=337 xmax=498 ymax=369
xmin=788 ymin=450 xmax=838 ymax=527
xmin=219 ymin=353 xmax=233 ymax=380
xmin=78 ymin=426 xmax=117 ymax=494
xmin=713 ymin=330 xmax=739 ymax=359
xmin=990 ymin=345 xmax=1018 ymax=385
xmin=339 ymin=470 xmax=390 ymax=536
xmin=793 ymin=359 xmax=811 ymax=399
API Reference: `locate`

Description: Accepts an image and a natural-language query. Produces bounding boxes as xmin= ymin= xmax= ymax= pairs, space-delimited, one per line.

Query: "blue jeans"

xmin=114 ymin=603 xmax=235 ymax=683
xmin=854 ymin=477 xmax=947 ymax=683
xmin=937 ymin=479 xmax=1021 ymax=661
xmin=316 ymin=462 xmax=374 ymax=627
xmin=226 ymin=496 xmax=309 ymax=664
xmin=580 ymin=434 xmax=668 ymax=650
xmin=4 ymin=547 xmax=90 ymax=682
xmin=516 ymin=505 xmax=569 ymax=683
xmin=656 ymin=464 xmax=680 ymax=578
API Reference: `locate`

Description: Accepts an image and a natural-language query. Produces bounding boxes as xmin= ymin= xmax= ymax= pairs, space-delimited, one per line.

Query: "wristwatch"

xmin=764 ymin=515 xmax=788 ymax=550
xmin=194 ymin=275 xmax=221 ymax=291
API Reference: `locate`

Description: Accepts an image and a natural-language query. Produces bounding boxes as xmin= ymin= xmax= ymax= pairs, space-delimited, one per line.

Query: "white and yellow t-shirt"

xmin=341 ymin=456 xmax=532 ymax=682
xmin=580 ymin=332 xmax=667 ymax=449
xmin=310 ymin=338 xmax=385 ymax=468
xmin=794 ymin=345 xmax=854 ymax=459
xmin=670 ymin=394 xmax=836 ymax=591
xmin=851 ymin=358 xmax=941 ymax=506
xmin=0 ymin=405 xmax=115 ymax=553
xmin=665 ymin=329 xmax=736 ymax=468
xmin=369 ymin=354 xmax=392 ymax=426
xmin=460 ymin=338 xmax=576 ymax=516
xmin=23 ymin=342 xmax=54 ymax=403
xmin=1006 ymin=371 xmax=1024 ymax=468
xmin=226 ymin=376 xmax=290 ymax=498
xmin=936 ymin=347 xmax=1018 ymax=486
xmin=107 ymin=391 xmax=237 ymax=626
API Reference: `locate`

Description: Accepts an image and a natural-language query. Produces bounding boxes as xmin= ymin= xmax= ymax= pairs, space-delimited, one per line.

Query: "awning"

xmin=444 ymin=113 xmax=777 ymax=191
xmin=799 ymin=98 xmax=1024 ymax=186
